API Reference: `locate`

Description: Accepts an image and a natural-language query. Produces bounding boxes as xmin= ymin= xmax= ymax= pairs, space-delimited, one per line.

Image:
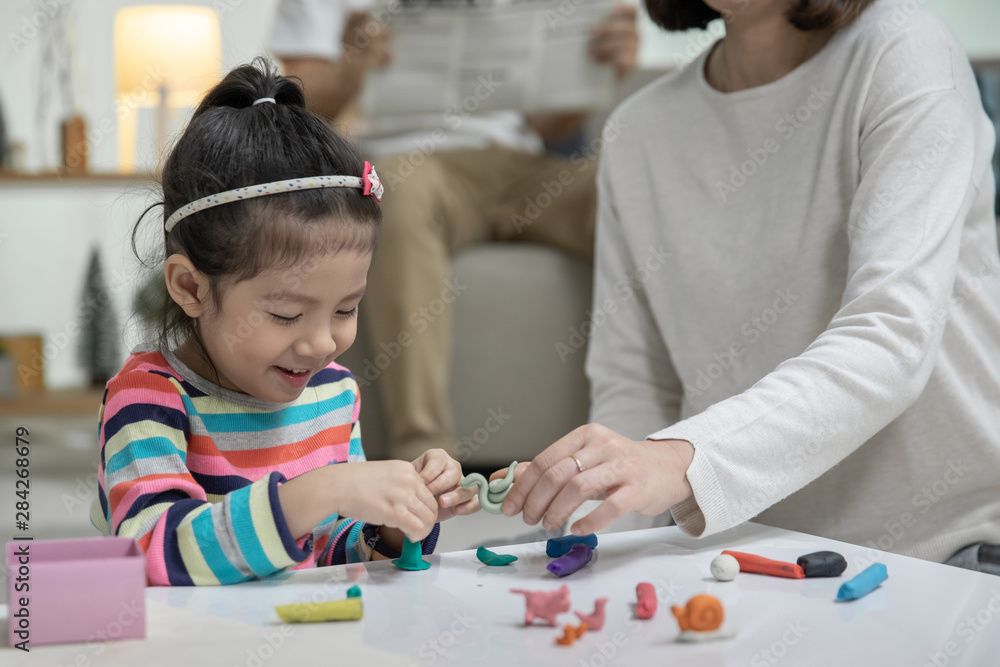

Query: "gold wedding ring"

xmin=571 ymin=455 xmax=585 ymax=473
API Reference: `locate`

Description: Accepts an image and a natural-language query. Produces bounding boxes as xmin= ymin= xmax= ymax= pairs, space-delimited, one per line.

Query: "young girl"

xmin=90 ymin=59 xmax=479 ymax=586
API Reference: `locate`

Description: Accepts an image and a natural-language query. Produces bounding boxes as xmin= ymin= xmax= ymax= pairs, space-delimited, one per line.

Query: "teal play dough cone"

xmin=393 ymin=537 xmax=431 ymax=571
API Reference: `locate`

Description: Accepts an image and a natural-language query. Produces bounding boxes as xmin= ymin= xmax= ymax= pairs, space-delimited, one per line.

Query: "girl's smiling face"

xmin=167 ymin=249 xmax=371 ymax=403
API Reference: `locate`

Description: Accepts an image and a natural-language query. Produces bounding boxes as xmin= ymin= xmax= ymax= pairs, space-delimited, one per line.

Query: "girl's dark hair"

xmin=132 ymin=57 xmax=380 ymax=378
xmin=645 ymin=0 xmax=876 ymax=31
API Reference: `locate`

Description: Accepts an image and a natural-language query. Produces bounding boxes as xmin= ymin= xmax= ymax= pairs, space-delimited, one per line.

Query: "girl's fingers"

xmin=414 ymin=453 xmax=446 ymax=485
xmin=540 ymin=463 xmax=616 ymax=532
xmin=426 ymin=463 xmax=463 ymax=497
xmin=439 ymin=484 xmax=477 ymax=508
xmin=452 ymin=496 xmax=480 ymax=515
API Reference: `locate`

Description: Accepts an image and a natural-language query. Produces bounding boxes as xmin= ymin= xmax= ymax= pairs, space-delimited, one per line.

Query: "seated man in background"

xmin=271 ymin=0 xmax=639 ymax=460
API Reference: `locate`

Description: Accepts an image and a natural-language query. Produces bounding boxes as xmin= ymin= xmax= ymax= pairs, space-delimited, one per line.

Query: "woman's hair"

xmin=645 ymin=0 xmax=876 ymax=31
xmin=132 ymin=57 xmax=381 ymax=375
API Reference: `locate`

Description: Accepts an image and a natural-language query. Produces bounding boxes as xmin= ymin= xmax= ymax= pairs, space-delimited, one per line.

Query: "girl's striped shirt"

xmin=90 ymin=348 xmax=438 ymax=585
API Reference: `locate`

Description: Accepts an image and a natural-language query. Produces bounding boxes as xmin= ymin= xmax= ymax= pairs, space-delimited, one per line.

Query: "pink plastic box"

xmin=6 ymin=537 xmax=146 ymax=647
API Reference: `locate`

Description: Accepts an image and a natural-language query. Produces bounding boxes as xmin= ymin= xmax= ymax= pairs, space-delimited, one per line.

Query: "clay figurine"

xmin=275 ymin=598 xmax=363 ymax=623
xmin=672 ymin=594 xmax=737 ymax=642
xmin=460 ymin=461 xmax=518 ymax=513
xmin=797 ymin=551 xmax=847 ymax=578
xmin=477 ymin=545 xmax=518 ymax=566
xmin=574 ymin=598 xmax=608 ymax=631
xmin=710 ymin=553 xmax=740 ymax=581
xmin=511 ymin=584 xmax=571 ymax=626
xmin=547 ymin=543 xmax=593 ymax=577
xmin=836 ymin=563 xmax=888 ymax=601
xmin=546 ymin=533 xmax=599 ymax=558
xmin=635 ymin=582 xmax=657 ymax=619
xmin=393 ymin=537 xmax=431 ymax=571
xmin=346 ymin=585 xmax=362 ymax=598
xmin=721 ymin=550 xmax=805 ymax=578
xmin=555 ymin=622 xmax=588 ymax=646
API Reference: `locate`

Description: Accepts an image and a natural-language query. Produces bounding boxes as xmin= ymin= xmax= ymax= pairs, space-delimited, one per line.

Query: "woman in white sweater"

xmin=486 ymin=0 xmax=1000 ymax=571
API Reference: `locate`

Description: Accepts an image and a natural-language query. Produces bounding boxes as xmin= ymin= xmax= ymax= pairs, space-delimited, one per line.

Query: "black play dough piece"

xmin=797 ymin=551 xmax=847 ymax=577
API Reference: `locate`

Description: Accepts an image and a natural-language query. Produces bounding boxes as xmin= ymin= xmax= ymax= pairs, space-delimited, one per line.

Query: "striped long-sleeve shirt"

xmin=90 ymin=348 xmax=438 ymax=586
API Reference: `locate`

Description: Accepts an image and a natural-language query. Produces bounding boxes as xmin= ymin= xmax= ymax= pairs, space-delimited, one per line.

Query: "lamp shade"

xmin=114 ymin=5 xmax=222 ymax=107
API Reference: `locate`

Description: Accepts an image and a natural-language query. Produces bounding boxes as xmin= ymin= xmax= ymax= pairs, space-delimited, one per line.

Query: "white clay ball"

xmin=711 ymin=554 xmax=739 ymax=582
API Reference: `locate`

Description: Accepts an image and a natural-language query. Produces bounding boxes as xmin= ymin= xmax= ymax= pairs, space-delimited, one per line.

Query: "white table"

xmin=3 ymin=522 xmax=999 ymax=666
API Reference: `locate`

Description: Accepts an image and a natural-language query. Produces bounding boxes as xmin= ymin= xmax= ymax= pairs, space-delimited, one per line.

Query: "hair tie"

xmin=253 ymin=97 xmax=276 ymax=105
xmin=164 ymin=161 xmax=384 ymax=232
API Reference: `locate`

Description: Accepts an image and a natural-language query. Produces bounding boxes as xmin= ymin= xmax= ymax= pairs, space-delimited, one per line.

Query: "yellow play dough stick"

xmin=275 ymin=598 xmax=363 ymax=623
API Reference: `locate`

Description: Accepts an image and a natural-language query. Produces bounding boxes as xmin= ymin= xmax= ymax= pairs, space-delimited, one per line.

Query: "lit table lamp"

xmin=114 ymin=5 xmax=221 ymax=173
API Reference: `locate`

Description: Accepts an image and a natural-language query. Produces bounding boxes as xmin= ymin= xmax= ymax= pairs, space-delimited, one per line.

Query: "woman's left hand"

xmin=501 ymin=424 xmax=695 ymax=535
xmin=588 ymin=4 xmax=639 ymax=81
xmin=412 ymin=449 xmax=480 ymax=521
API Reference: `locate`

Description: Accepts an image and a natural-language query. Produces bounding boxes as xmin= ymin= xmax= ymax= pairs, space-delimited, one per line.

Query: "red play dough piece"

xmin=574 ymin=598 xmax=608 ymax=631
xmin=721 ymin=550 xmax=805 ymax=579
xmin=511 ymin=584 xmax=571 ymax=626
xmin=636 ymin=582 xmax=657 ymax=619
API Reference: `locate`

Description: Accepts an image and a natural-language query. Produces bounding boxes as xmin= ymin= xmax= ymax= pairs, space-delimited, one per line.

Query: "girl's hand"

xmin=329 ymin=460 xmax=439 ymax=542
xmin=413 ymin=449 xmax=479 ymax=521
xmin=500 ymin=424 xmax=695 ymax=535
xmin=588 ymin=4 xmax=639 ymax=80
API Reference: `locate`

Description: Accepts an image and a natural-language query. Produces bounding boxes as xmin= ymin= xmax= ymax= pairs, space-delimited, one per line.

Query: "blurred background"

xmin=0 ymin=0 xmax=997 ymax=577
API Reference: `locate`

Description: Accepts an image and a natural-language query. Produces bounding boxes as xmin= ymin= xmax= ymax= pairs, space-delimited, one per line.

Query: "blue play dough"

xmin=546 ymin=533 xmax=598 ymax=558
xmin=836 ymin=563 xmax=888 ymax=601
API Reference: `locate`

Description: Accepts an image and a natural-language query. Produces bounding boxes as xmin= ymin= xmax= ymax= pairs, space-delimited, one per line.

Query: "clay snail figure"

xmin=671 ymin=594 xmax=737 ymax=642
xmin=671 ymin=594 xmax=724 ymax=632
xmin=460 ymin=461 xmax=517 ymax=513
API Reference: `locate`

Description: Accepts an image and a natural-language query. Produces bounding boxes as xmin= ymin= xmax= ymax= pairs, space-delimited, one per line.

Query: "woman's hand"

xmin=413 ymin=449 xmax=480 ymax=521
xmin=327 ymin=460 xmax=439 ymax=542
xmin=588 ymin=4 xmax=639 ymax=81
xmin=500 ymin=424 xmax=695 ymax=535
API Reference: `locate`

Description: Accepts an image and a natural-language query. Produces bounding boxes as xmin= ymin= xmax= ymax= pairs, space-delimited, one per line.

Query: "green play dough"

xmin=461 ymin=461 xmax=517 ymax=513
xmin=476 ymin=545 xmax=518 ymax=566
xmin=393 ymin=537 xmax=431 ymax=571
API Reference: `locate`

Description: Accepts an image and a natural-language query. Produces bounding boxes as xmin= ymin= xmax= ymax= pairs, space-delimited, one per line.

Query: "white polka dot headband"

xmin=163 ymin=161 xmax=384 ymax=232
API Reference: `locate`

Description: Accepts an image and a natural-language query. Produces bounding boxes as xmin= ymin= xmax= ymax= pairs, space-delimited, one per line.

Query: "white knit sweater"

xmin=587 ymin=0 xmax=1000 ymax=562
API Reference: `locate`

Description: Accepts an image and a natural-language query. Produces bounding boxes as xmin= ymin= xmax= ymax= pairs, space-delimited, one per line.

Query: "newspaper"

xmin=360 ymin=0 xmax=617 ymax=116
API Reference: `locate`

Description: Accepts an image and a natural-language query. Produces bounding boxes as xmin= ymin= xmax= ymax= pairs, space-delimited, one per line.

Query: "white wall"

xmin=0 ymin=0 xmax=281 ymax=173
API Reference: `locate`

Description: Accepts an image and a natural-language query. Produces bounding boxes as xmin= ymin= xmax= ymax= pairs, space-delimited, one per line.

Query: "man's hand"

xmin=589 ymin=4 xmax=639 ymax=80
xmin=341 ymin=11 xmax=394 ymax=69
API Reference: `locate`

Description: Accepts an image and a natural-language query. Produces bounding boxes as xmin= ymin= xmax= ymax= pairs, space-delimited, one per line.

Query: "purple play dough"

xmin=547 ymin=543 xmax=594 ymax=577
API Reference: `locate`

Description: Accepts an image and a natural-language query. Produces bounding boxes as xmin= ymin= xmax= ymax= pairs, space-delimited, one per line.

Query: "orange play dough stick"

xmin=721 ymin=550 xmax=805 ymax=579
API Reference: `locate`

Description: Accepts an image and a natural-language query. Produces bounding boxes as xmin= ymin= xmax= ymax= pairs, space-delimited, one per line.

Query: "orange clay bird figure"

xmin=555 ymin=622 xmax=588 ymax=646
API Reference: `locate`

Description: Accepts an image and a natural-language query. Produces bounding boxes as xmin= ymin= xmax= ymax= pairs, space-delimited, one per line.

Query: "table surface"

xmin=3 ymin=522 xmax=1000 ymax=666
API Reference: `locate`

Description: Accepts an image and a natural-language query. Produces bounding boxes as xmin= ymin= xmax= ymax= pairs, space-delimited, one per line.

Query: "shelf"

xmin=0 ymin=170 xmax=156 ymax=186
xmin=0 ymin=387 xmax=105 ymax=417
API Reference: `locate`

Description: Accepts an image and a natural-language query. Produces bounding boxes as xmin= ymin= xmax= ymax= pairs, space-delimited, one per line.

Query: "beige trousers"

xmin=364 ymin=145 xmax=597 ymax=460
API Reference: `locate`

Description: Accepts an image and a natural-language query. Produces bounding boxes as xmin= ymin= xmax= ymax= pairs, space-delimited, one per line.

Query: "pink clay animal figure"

xmin=574 ymin=598 xmax=609 ymax=631
xmin=510 ymin=585 xmax=571 ymax=626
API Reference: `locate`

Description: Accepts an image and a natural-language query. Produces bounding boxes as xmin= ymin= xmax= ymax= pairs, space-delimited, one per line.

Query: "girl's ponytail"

xmin=192 ymin=58 xmax=306 ymax=118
